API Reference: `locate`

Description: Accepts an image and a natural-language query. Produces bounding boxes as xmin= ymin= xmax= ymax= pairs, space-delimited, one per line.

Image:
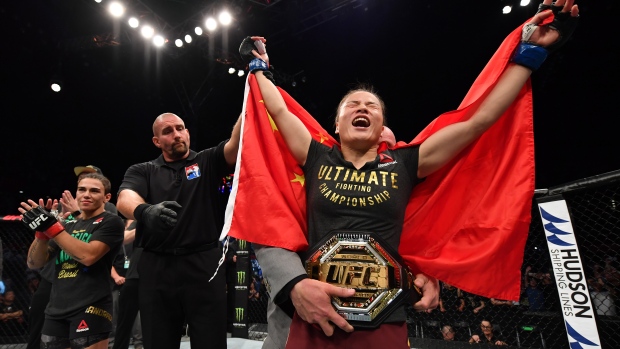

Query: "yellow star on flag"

xmin=260 ymin=99 xmax=279 ymax=132
xmin=291 ymin=172 xmax=305 ymax=187
xmin=316 ymin=132 xmax=329 ymax=143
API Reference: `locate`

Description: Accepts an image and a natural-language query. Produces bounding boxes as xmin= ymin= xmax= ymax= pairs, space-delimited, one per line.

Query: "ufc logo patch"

xmin=28 ymin=214 xmax=48 ymax=230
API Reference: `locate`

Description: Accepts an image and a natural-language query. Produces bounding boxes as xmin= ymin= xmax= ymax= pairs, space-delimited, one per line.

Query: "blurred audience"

xmin=469 ymin=319 xmax=507 ymax=346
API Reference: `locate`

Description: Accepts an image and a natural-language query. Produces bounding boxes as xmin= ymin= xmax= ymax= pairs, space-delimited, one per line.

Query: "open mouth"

xmin=352 ymin=116 xmax=370 ymax=128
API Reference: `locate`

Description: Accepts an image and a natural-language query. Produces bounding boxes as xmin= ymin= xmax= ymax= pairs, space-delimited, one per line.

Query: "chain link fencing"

xmin=2 ymin=170 xmax=620 ymax=348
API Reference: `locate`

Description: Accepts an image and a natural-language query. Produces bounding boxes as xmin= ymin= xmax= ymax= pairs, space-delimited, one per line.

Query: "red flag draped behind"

xmin=224 ymin=24 xmax=534 ymax=300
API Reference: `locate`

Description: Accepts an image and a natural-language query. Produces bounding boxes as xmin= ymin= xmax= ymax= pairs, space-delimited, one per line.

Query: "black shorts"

xmin=43 ymin=301 xmax=113 ymax=340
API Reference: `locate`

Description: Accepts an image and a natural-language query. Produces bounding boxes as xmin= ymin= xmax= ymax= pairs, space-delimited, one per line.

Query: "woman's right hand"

xmin=249 ymin=36 xmax=269 ymax=65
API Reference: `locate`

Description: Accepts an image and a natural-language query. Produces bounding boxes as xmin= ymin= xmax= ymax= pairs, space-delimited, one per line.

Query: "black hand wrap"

xmin=535 ymin=2 xmax=579 ymax=53
xmin=262 ymin=70 xmax=276 ymax=85
xmin=134 ymin=201 xmax=182 ymax=232
xmin=22 ymin=206 xmax=64 ymax=238
xmin=239 ymin=36 xmax=257 ymax=65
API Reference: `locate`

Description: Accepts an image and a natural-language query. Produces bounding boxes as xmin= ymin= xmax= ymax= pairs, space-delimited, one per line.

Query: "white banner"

xmin=537 ymin=197 xmax=601 ymax=349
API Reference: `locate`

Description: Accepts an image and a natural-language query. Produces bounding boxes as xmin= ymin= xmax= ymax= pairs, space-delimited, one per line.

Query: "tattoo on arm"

xmin=28 ymin=240 xmax=40 ymax=266
xmin=28 ymin=240 xmax=53 ymax=266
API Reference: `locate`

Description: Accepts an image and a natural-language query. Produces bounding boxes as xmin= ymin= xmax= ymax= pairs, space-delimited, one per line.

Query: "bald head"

xmin=152 ymin=112 xmax=190 ymax=161
xmin=153 ymin=113 xmax=183 ymax=136
xmin=379 ymin=126 xmax=396 ymax=147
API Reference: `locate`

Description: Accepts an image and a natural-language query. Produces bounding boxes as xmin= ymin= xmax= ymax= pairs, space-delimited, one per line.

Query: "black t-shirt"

xmin=302 ymin=140 xmax=422 ymax=322
xmin=118 ymin=142 xmax=230 ymax=251
xmin=112 ymin=242 xmax=133 ymax=290
xmin=46 ymin=211 xmax=124 ymax=318
xmin=124 ymin=220 xmax=142 ymax=280
xmin=303 ymin=140 xmax=422 ymax=249
xmin=472 ymin=331 xmax=507 ymax=345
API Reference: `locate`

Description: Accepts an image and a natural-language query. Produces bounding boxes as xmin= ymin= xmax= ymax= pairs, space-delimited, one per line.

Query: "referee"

xmin=117 ymin=112 xmax=240 ymax=349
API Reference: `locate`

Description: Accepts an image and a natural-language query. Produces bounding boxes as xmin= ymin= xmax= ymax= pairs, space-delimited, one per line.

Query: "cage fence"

xmin=2 ymin=170 xmax=620 ymax=348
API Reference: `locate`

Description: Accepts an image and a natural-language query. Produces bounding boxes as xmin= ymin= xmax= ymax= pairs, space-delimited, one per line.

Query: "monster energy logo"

xmin=235 ymin=307 xmax=245 ymax=322
xmin=238 ymin=240 xmax=247 ymax=250
xmin=237 ymin=271 xmax=246 ymax=284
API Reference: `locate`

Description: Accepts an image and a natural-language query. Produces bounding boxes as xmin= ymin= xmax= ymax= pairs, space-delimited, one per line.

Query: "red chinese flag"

xmin=224 ymin=23 xmax=535 ymax=300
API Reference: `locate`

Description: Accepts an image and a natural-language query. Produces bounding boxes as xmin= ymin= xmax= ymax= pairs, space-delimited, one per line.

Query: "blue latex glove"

xmin=0 ymin=280 xmax=5 ymax=294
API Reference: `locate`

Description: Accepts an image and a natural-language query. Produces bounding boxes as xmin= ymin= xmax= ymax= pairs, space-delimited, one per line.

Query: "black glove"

xmin=134 ymin=201 xmax=182 ymax=231
xmin=535 ymin=1 xmax=579 ymax=52
xmin=22 ymin=206 xmax=64 ymax=238
xmin=239 ymin=36 xmax=258 ymax=65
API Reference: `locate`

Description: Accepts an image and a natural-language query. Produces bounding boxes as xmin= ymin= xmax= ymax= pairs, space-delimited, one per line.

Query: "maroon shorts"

xmin=284 ymin=313 xmax=410 ymax=349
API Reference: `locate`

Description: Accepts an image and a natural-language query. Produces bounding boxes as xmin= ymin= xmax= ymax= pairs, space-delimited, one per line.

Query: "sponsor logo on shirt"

xmin=185 ymin=163 xmax=201 ymax=180
xmin=76 ymin=320 xmax=89 ymax=332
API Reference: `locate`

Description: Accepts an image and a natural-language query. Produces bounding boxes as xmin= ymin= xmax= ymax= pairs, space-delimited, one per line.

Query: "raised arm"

xmin=417 ymin=0 xmax=579 ymax=178
xmin=223 ymin=113 xmax=242 ymax=166
xmin=241 ymin=36 xmax=312 ymax=166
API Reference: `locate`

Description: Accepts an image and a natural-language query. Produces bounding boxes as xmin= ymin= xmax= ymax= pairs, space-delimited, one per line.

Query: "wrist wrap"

xmin=35 ymin=231 xmax=51 ymax=240
xmin=510 ymin=42 xmax=548 ymax=71
xmin=44 ymin=222 xmax=64 ymax=238
xmin=133 ymin=203 xmax=150 ymax=221
xmin=249 ymin=58 xmax=269 ymax=72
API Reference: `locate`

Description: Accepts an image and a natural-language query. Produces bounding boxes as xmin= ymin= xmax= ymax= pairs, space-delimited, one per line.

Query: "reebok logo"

xmin=29 ymin=214 xmax=48 ymax=230
xmin=76 ymin=320 xmax=89 ymax=332
xmin=379 ymin=153 xmax=394 ymax=163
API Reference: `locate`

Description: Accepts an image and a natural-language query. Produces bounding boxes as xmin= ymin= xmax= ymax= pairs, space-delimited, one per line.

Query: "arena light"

xmin=205 ymin=17 xmax=217 ymax=31
xmin=184 ymin=34 xmax=192 ymax=43
xmin=141 ymin=25 xmax=154 ymax=39
xmin=175 ymin=39 xmax=183 ymax=47
xmin=218 ymin=10 xmax=232 ymax=26
xmin=502 ymin=5 xmax=512 ymax=14
xmin=128 ymin=17 xmax=139 ymax=28
xmin=94 ymin=0 xmax=102 ymax=3
xmin=520 ymin=0 xmax=531 ymax=5
xmin=237 ymin=70 xmax=245 ymax=77
xmin=50 ymin=81 xmax=62 ymax=92
xmin=153 ymin=35 xmax=165 ymax=47
xmin=194 ymin=27 xmax=203 ymax=36
xmin=228 ymin=67 xmax=236 ymax=74
xmin=108 ymin=1 xmax=125 ymax=18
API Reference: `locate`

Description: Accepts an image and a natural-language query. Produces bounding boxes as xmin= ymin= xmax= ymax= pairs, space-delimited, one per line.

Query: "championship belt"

xmin=304 ymin=230 xmax=421 ymax=329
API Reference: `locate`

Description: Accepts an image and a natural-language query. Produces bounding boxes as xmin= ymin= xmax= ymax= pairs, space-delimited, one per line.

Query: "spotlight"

xmin=184 ymin=34 xmax=192 ymax=43
xmin=94 ymin=0 xmax=102 ymax=3
xmin=141 ymin=25 xmax=154 ymax=39
xmin=228 ymin=67 xmax=236 ymax=74
xmin=153 ymin=35 xmax=165 ymax=47
xmin=237 ymin=70 xmax=245 ymax=77
xmin=218 ymin=10 xmax=232 ymax=26
xmin=50 ymin=79 xmax=63 ymax=92
xmin=195 ymin=27 xmax=203 ymax=36
xmin=520 ymin=0 xmax=531 ymax=5
xmin=291 ymin=81 xmax=297 ymax=87
xmin=108 ymin=1 xmax=125 ymax=18
xmin=128 ymin=17 xmax=139 ymax=28
xmin=502 ymin=5 xmax=512 ymax=14
xmin=175 ymin=39 xmax=183 ymax=47
xmin=205 ymin=17 xmax=217 ymax=31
